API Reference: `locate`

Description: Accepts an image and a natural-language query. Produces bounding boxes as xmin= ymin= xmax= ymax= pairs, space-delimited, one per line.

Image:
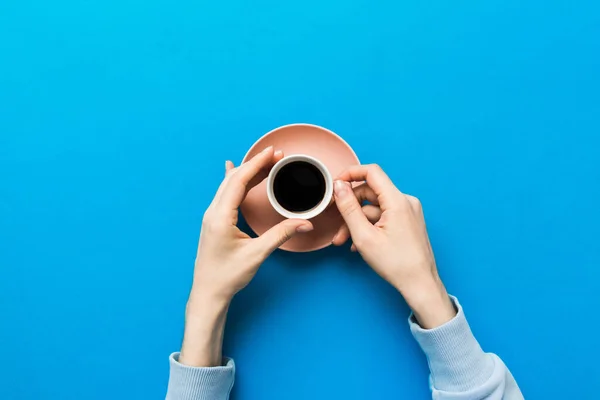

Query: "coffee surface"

xmin=273 ymin=161 xmax=326 ymax=212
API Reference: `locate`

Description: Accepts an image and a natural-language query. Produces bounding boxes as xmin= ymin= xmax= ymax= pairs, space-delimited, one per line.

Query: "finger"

xmin=352 ymin=183 xmax=379 ymax=205
xmin=337 ymin=164 xmax=400 ymax=209
xmin=405 ymin=194 xmax=429 ymax=243
xmin=332 ymin=184 xmax=379 ymax=246
xmin=332 ymin=205 xmax=382 ymax=246
xmin=274 ymin=149 xmax=284 ymax=162
xmin=255 ymin=219 xmax=314 ymax=255
xmin=350 ymin=244 xmax=357 ymax=252
xmin=210 ymin=162 xmax=235 ymax=209
xmin=333 ymin=180 xmax=374 ymax=244
xmin=405 ymin=194 xmax=423 ymax=215
xmin=225 ymin=160 xmax=235 ymax=173
xmin=219 ymin=146 xmax=278 ymax=211
xmin=212 ymin=151 xmax=283 ymax=215
xmin=244 ymin=149 xmax=283 ymax=192
xmin=222 ymin=150 xmax=281 ymax=192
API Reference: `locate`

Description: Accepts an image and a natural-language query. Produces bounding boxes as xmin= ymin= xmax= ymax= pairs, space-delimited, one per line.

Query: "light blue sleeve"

xmin=165 ymin=296 xmax=521 ymax=400
xmin=165 ymin=353 xmax=235 ymax=400
xmin=409 ymin=296 xmax=523 ymax=399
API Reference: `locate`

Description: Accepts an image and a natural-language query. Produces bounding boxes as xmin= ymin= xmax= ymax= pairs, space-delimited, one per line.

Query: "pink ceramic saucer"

xmin=240 ymin=124 xmax=360 ymax=252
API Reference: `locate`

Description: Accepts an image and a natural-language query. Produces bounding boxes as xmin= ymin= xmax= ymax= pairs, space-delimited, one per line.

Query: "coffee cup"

xmin=266 ymin=154 xmax=333 ymax=220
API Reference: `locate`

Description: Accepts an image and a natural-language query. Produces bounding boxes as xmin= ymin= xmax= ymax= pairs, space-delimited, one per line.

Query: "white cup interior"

xmin=266 ymin=154 xmax=333 ymax=220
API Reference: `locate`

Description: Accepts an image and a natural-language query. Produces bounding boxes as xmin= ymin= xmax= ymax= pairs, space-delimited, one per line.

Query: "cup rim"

xmin=266 ymin=154 xmax=333 ymax=220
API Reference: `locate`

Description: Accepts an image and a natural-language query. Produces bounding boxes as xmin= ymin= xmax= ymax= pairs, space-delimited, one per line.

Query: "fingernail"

xmin=296 ymin=224 xmax=313 ymax=233
xmin=334 ymin=180 xmax=349 ymax=196
xmin=274 ymin=149 xmax=283 ymax=157
xmin=262 ymin=146 xmax=274 ymax=153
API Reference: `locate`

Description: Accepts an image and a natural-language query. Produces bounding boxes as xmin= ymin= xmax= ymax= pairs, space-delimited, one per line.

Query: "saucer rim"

xmin=241 ymin=123 xmax=361 ymax=252
xmin=242 ymin=123 xmax=361 ymax=166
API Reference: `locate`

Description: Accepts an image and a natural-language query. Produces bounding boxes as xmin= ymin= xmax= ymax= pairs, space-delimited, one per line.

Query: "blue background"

xmin=1 ymin=0 xmax=599 ymax=398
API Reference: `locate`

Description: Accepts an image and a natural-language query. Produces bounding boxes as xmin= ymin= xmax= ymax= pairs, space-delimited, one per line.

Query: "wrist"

xmin=186 ymin=290 xmax=231 ymax=320
xmin=398 ymin=274 xmax=456 ymax=329
xmin=179 ymin=292 xmax=230 ymax=367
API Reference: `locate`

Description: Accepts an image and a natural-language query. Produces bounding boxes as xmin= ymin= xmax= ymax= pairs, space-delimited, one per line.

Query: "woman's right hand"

xmin=331 ymin=164 xmax=456 ymax=328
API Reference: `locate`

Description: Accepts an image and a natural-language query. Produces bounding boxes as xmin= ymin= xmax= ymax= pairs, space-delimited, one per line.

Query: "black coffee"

xmin=273 ymin=161 xmax=326 ymax=212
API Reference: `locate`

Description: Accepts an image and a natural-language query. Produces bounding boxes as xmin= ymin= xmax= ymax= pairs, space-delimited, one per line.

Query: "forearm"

xmin=165 ymin=294 xmax=235 ymax=400
xmin=398 ymin=273 xmax=456 ymax=329
xmin=392 ymin=268 xmax=522 ymax=398
xmin=407 ymin=292 xmax=523 ymax=399
xmin=179 ymin=295 xmax=230 ymax=367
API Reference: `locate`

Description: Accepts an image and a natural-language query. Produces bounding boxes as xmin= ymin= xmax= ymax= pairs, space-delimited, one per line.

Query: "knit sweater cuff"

xmin=166 ymin=352 xmax=235 ymax=400
xmin=408 ymin=296 xmax=495 ymax=392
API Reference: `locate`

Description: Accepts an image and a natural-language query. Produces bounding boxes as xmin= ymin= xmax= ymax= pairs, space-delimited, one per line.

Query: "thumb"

xmin=333 ymin=180 xmax=373 ymax=243
xmin=256 ymin=219 xmax=314 ymax=255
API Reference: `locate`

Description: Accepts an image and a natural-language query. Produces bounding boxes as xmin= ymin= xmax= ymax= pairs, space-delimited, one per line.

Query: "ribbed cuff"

xmin=409 ymin=296 xmax=495 ymax=392
xmin=166 ymin=352 xmax=235 ymax=400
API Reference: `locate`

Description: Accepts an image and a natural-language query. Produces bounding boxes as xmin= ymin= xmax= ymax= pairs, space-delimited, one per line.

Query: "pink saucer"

xmin=240 ymin=124 xmax=360 ymax=252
